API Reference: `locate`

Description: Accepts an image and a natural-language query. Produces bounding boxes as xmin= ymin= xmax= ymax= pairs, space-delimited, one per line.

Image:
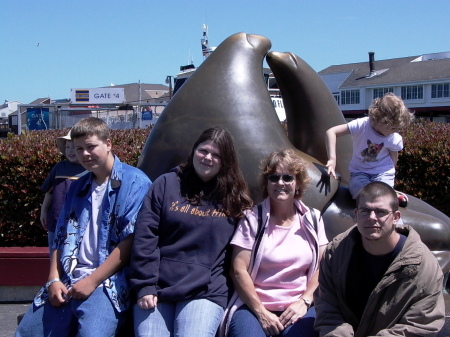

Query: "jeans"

xmin=15 ymin=287 xmax=125 ymax=337
xmin=134 ymin=298 xmax=224 ymax=337
xmin=349 ymin=172 xmax=395 ymax=199
xmin=228 ymin=304 xmax=318 ymax=337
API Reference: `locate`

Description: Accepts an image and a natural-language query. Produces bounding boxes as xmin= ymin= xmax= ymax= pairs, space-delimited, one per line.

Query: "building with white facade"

xmin=319 ymin=51 xmax=450 ymax=121
xmin=0 ymin=100 xmax=22 ymax=119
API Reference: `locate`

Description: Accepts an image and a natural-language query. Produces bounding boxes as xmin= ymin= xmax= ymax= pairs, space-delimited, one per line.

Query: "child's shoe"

xmin=396 ymin=191 xmax=408 ymax=208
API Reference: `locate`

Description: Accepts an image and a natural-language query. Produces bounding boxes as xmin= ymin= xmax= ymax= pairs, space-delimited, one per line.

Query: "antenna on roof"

xmin=201 ymin=24 xmax=216 ymax=60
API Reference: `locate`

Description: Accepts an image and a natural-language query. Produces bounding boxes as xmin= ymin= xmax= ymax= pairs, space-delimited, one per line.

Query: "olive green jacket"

xmin=314 ymin=225 xmax=445 ymax=337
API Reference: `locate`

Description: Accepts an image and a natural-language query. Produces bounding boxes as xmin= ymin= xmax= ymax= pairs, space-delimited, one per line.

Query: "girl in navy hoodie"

xmin=131 ymin=126 xmax=253 ymax=337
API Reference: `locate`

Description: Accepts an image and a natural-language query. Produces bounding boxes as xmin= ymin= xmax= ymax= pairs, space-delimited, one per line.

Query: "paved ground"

xmin=2 ymin=298 xmax=450 ymax=337
xmin=0 ymin=302 xmax=29 ymax=337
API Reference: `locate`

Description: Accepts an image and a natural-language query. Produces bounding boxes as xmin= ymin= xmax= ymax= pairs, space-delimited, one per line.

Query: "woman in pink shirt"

xmin=220 ymin=149 xmax=328 ymax=337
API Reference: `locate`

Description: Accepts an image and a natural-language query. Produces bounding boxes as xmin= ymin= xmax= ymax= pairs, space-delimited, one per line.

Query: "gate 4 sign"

xmin=71 ymin=88 xmax=125 ymax=104
xmin=27 ymin=108 xmax=49 ymax=130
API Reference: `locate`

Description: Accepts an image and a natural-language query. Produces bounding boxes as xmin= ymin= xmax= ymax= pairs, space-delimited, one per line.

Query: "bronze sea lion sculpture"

xmin=138 ymin=32 xmax=450 ymax=264
xmin=138 ymin=32 xmax=339 ymax=212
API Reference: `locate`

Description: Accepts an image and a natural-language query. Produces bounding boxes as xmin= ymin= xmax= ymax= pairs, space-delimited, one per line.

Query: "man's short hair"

xmin=70 ymin=117 xmax=110 ymax=142
xmin=356 ymin=181 xmax=399 ymax=211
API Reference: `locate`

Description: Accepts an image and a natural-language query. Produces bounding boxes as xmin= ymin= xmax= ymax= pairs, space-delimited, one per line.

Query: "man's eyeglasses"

xmin=268 ymin=174 xmax=295 ymax=183
xmin=356 ymin=208 xmax=395 ymax=218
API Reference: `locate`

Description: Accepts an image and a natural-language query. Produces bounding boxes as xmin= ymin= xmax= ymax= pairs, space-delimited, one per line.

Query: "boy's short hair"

xmin=356 ymin=181 xmax=399 ymax=212
xmin=70 ymin=117 xmax=110 ymax=141
xmin=368 ymin=93 xmax=414 ymax=128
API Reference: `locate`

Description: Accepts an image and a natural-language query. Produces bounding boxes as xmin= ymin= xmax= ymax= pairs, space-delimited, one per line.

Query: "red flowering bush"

xmin=396 ymin=119 xmax=450 ymax=216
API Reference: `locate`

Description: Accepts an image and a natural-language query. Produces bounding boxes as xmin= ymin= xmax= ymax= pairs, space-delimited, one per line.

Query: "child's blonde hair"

xmin=368 ymin=93 xmax=414 ymax=128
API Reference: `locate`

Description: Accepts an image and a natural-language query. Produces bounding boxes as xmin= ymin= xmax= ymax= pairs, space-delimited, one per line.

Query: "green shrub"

xmin=0 ymin=121 xmax=448 ymax=247
xmin=396 ymin=119 xmax=450 ymax=216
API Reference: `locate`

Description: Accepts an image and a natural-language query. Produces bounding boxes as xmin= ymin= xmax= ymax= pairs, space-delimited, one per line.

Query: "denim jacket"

xmin=34 ymin=155 xmax=151 ymax=312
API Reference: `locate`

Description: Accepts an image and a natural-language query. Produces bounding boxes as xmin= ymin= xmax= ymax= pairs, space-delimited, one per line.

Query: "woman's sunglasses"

xmin=268 ymin=174 xmax=295 ymax=183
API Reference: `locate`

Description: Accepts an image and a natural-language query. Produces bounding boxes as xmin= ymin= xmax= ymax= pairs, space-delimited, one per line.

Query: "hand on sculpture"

xmin=326 ymin=159 xmax=337 ymax=179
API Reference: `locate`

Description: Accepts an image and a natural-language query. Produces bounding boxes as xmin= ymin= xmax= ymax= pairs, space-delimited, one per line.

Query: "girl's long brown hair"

xmin=177 ymin=127 xmax=253 ymax=218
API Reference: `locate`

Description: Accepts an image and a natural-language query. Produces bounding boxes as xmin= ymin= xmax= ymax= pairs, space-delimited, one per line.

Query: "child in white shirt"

xmin=325 ymin=93 xmax=414 ymax=204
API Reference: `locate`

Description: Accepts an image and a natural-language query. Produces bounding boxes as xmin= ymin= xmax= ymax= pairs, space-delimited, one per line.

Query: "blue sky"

xmin=2 ymin=0 xmax=449 ymax=104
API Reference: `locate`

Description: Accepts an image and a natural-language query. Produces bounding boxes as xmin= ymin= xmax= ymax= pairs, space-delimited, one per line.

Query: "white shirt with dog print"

xmin=347 ymin=117 xmax=403 ymax=175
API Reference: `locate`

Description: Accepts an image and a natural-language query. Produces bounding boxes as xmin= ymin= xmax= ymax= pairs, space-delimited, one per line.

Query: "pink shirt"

xmin=231 ymin=212 xmax=327 ymax=311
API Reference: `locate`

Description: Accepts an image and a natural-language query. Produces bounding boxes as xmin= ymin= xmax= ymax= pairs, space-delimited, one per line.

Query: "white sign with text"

xmin=70 ymin=88 xmax=125 ymax=104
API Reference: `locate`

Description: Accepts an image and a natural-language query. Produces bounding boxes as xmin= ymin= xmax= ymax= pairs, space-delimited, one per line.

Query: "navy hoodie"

xmin=130 ymin=171 xmax=237 ymax=308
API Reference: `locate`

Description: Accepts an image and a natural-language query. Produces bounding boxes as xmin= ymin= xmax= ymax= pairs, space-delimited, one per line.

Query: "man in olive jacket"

xmin=314 ymin=182 xmax=445 ymax=337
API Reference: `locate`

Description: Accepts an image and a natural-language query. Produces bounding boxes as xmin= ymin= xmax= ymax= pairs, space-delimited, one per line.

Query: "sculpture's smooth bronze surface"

xmin=138 ymin=33 xmax=450 ymax=259
xmin=266 ymin=51 xmax=353 ymax=184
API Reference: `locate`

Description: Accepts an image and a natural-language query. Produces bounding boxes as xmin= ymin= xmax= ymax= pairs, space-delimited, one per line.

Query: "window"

xmin=431 ymin=83 xmax=450 ymax=98
xmin=333 ymin=93 xmax=340 ymax=105
xmin=401 ymin=85 xmax=423 ymax=100
xmin=373 ymin=88 xmax=394 ymax=100
xmin=341 ymin=90 xmax=360 ymax=105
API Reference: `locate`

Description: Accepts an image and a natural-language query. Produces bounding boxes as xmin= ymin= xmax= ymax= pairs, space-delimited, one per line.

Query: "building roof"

xmin=52 ymin=98 xmax=70 ymax=104
xmin=25 ymin=83 xmax=170 ymax=106
xmin=28 ymin=97 xmax=51 ymax=105
xmin=100 ymin=83 xmax=170 ymax=104
xmin=319 ymin=52 xmax=450 ymax=88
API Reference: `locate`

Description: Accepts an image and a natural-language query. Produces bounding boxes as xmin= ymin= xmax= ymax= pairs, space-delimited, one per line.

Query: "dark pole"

xmin=166 ymin=76 xmax=173 ymax=99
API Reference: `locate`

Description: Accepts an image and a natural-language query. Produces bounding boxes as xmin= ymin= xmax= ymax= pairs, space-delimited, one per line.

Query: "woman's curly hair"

xmin=260 ymin=149 xmax=311 ymax=200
